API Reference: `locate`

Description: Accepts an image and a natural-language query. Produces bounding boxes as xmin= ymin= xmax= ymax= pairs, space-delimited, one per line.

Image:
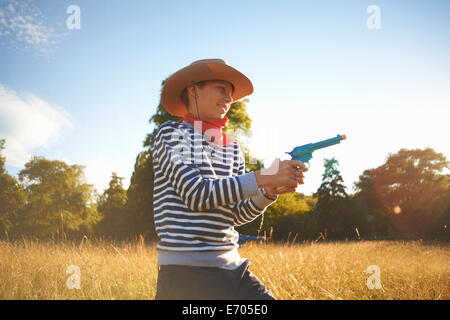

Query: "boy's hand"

xmin=255 ymin=158 xmax=307 ymax=192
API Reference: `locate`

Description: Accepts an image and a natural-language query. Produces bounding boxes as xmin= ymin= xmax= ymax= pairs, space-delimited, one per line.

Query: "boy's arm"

xmin=232 ymin=187 xmax=277 ymax=226
xmin=153 ymin=122 xmax=260 ymax=212
xmin=231 ymin=148 xmax=278 ymax=227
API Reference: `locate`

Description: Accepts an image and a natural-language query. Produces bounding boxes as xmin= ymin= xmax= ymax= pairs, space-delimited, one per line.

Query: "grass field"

xmin=0 ymin=238 xmax=448 ymax=300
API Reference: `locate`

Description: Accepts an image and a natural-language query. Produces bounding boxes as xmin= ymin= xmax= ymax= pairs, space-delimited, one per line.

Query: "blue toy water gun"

xmin=238 ymin=234 xmax=266 ymax=246
xmin=286 ymin=134 xmax=346 ymax=165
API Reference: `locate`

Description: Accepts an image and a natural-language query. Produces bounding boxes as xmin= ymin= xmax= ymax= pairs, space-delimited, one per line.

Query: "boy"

xmin=153 ymin=59 xmax=306 ymax=300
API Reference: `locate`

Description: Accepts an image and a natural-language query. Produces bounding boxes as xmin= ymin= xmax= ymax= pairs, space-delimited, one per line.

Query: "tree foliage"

xmin=95 ymin=172 xmax=128 ymax=238
xmin=0 ymin=139 xmax=26 ymax=235
xmin=17 ymin=156 xmax=100 ymax=237
xmin=369 ymin=148 xmax=449 ymax=239
xmin=313 ymin=158 xmax=355 ymax=239
xmin=351 ymin=169 xmax=393 ymax=238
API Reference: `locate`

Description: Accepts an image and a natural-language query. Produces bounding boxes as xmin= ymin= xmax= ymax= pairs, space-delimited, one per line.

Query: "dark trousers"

xmin=154 ymin=260 xmax=276 ymax=300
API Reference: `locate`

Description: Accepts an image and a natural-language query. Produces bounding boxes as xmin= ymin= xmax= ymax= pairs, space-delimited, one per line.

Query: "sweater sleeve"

xmin=153 ymin=122 xmax=260 ymax=212
xmin=231 ymin=144 xmax=278 ymax=227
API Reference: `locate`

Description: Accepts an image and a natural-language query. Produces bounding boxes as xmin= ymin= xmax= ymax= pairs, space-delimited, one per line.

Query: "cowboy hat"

xmin=161 ymin=59 xmax=254 ymax=116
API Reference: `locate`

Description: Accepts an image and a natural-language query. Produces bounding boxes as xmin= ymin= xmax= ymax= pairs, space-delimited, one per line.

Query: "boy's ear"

xmin=188 ymin=84 xmax=198 ymax=98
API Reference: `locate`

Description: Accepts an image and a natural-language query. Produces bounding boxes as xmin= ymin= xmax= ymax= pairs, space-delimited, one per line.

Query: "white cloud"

xmin=0 ymin=83 xmax=72 ymax=167
xmin=0 ymin=0 xmax=67 ymax=55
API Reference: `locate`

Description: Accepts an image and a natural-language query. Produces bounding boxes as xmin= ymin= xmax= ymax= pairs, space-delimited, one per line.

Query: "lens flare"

xmin=393 ymin=206 xmax=402 ymax=215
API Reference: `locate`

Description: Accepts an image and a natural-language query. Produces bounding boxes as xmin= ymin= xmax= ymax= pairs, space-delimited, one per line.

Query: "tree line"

xmin=1 ymin=79 xmax=448 ymax=242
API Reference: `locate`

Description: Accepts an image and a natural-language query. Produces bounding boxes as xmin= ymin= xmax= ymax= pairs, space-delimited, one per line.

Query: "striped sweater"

xmin=152 ymin=120 xmax=277 ymax=266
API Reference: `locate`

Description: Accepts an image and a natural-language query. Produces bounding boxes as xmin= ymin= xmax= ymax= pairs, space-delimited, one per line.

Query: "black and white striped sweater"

xmin=152 ymin=120 xmax=277 ymax=265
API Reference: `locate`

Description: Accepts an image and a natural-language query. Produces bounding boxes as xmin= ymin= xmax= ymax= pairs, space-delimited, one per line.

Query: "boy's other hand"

xmin=264 ymin=185 xmax=296 ymax=197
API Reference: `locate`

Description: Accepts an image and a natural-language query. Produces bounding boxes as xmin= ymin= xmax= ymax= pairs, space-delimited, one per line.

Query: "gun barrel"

xmin=287 ymin=134 xmax=346 ymax=163
xmin=312 ymin=134 xmax=346 ymax=151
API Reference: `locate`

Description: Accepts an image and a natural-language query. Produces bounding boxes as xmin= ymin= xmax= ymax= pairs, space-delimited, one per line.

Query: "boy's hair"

xmin=180 ymin=80 xmax=235 ymax=108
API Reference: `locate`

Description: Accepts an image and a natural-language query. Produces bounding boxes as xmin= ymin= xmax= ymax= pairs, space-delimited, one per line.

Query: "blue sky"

xmin=1 ymin=0 xmax=449 ymax=196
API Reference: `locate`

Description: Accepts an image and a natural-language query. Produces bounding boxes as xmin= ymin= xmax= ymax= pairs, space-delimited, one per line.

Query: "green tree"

xmin=95 ymin=172 xmax=128 ymax=238
xmin=369 ymin=148 xmax=449 ymax=239
xmin=17 ymin=156 xmax=100 ymax=237
xmin=222 ymin=99 xmax=263 ymax=172
xmin=352 ymin=169 xmax=393 ymax=239
xmin=0 ymin=139 xmax=26 ymax=237
xmin=427 ymin=177 xmax=449 ymax=240
xmin=251 ymin=192 xmax=317 ymax=241
xmin=313 ymin=157 xmax=353 ymax=239
xmin=121 ymin=150 xmax=157 ymax=240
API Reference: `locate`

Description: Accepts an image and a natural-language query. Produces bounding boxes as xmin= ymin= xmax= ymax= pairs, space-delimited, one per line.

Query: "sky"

xmin=0 ymin=0 xmax=449 ymax=196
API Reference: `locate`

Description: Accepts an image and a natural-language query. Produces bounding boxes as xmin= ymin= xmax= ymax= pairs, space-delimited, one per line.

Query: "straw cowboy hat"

xmin=161 ymin=59 xmax=254 ymax=116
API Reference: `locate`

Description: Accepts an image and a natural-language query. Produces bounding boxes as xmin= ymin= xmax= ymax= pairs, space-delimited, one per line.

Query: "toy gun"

xmin=286 ymin=134 xmax=346 ymax=166
xmin=238 ymin=234 xmax=266 ymax=246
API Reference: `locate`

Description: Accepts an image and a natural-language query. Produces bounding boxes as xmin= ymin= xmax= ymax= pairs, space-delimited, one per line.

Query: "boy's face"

xmin=187 ymin=80 xmax=234 ymax=119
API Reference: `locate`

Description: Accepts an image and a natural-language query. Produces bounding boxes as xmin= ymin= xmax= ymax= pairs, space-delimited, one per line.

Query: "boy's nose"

xmin=224 ymin=93 xmax=233 ymax=103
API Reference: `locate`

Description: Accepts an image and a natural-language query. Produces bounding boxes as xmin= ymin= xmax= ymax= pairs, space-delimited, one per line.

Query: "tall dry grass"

xmin=0 ymin=237 xmax=158 ymax=300
xmin=240 ymin=240 xmax=449 ymax=300
xmin=0 ymin=238 xmax=448 ymax=299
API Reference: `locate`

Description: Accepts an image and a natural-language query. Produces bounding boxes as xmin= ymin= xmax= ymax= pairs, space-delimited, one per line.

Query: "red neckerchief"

xmin=178 ymin=113 xmax=235 ymax=146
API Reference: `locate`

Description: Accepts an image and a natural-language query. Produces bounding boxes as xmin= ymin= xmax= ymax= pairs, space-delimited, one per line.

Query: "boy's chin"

xmin=208 ymin=113 xmax=225 ymax=119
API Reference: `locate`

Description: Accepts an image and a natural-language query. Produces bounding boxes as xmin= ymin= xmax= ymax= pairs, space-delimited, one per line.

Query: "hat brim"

xmin=161 ymin=62 xmax=254 ymax=117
